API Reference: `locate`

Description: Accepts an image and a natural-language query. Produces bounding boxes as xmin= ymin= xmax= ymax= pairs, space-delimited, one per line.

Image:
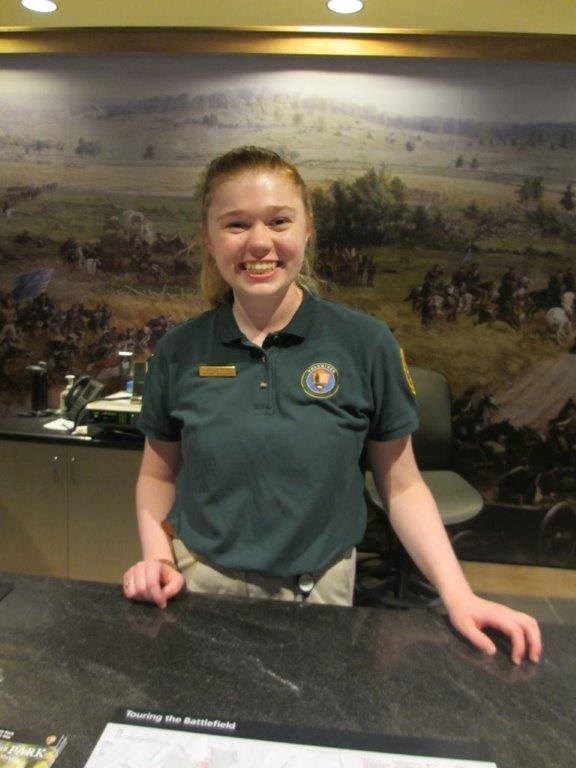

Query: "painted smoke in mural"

xmin=0 ymin=54 xmax=575 ymax=566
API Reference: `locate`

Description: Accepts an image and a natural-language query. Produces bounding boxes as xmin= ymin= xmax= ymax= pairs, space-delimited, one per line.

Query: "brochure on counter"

xmin=0 ymin=727 xmax=67 ymax=767
xmin=83 ymin=707 xmax=497 ymax=767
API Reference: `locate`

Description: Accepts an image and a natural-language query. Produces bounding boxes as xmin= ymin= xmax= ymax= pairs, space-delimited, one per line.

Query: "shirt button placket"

xmin=256 ymin=350 xmax=271 ymax=412
xmin=264 ymin=348 xmax=276 ymax=413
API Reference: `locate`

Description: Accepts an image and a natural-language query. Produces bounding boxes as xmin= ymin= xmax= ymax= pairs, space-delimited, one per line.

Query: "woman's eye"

xmin=271 ymin=217 xmax=291 ymax=228
xmin=226 ymin=221 xmax=247 ymax=231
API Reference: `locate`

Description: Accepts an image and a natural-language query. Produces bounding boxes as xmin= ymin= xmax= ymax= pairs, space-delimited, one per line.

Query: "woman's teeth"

xmin=242 ymin=262 xmax=278 ymax=274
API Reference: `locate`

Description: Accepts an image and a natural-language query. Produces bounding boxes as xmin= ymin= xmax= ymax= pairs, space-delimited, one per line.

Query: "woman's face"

xmin=204 ymin=169 xmax=311 ymax=302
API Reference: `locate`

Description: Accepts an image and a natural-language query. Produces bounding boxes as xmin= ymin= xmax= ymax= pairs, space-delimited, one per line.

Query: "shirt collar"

xmin=218 ymin=289 xmax=316 ymax=345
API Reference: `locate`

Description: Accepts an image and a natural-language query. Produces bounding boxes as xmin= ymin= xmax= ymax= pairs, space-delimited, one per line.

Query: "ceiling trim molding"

xmin=1 ymin=28 xmax=576 ymax=60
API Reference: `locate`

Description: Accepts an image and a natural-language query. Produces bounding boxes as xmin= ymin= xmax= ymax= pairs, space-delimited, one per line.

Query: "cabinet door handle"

xmin=52 ymin=454 xmax=63 ymax=484
xmin=69 ymin=454 xmax=76 ymax=485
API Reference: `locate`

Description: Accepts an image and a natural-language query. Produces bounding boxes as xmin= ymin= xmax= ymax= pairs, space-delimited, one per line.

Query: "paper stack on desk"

xmin=43 ymin=417 xmax=75 ymax=432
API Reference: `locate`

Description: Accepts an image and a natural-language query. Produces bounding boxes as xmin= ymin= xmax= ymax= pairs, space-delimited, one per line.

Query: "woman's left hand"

xmin=366 ymin=440 xmax=542 ymax=666
xmin=446 ymin=593 xmax=542 ymax=665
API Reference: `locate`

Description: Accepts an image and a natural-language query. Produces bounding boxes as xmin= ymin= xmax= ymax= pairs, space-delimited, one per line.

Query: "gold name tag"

xmin=198 ymin=365 xmax=237 ymax=378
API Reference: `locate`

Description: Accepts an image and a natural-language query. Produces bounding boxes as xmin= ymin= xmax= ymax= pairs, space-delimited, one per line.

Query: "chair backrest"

xmin=409 ymin=367 xmax=452 ymax=470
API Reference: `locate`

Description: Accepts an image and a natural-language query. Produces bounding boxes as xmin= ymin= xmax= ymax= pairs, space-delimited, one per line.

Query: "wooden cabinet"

xmin=67 ymin=445 xmax=141 ymax=582
xmin=0 ymin=439 xmax=142 ymax=583
xmin=0 ymin=440 xmax=68 ymax=577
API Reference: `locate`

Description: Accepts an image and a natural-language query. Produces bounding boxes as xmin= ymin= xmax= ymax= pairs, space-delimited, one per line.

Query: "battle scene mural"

xmin=1 ymin=53 xmax=575 ymax=568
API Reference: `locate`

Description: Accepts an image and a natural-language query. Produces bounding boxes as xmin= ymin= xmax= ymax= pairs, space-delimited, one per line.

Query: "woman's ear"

xmin=203 ymin=230 xmax=214 ymax=257
xmin=305 ymin=214 xmax=314 ymax=243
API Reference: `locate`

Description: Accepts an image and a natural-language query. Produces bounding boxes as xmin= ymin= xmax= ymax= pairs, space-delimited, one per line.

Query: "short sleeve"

xmin=137 ymin=345 xmax=182 ymax=441
xmin=368 ymin=325 xmax=419 ymax=441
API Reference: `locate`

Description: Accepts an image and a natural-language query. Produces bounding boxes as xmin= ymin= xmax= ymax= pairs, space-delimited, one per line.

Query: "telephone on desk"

xmin=64 ymin=375 xmax=105 ymax=424
xmin=41 ymin=375 xmax=106 ymax=433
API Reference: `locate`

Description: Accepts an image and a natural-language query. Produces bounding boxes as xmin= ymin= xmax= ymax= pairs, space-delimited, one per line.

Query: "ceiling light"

xmin=21 ymin=0 xmax=58 ymax=13
xmin=326 ymin=0 xmax=364 ymax=14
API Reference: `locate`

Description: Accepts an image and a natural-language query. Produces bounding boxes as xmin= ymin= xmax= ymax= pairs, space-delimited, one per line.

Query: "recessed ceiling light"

xmin=326 ymin=0 xmax=364 ymax=14
xmin=21 ymin=0 xmax=58 ymax=13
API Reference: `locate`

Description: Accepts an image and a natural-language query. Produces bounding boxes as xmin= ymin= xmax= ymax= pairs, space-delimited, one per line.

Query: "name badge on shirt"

xmin=198 ymin=365 xmax=237 ymax=378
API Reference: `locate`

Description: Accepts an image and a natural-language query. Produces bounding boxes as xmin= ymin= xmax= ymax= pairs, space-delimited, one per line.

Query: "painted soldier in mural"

xmin=547 ymin=269 xmax=563 ymax=308
xmin=497 ymin=267 xmax=517 ymax=326
xmin=419 ymin=277 xmax=435 ymax=327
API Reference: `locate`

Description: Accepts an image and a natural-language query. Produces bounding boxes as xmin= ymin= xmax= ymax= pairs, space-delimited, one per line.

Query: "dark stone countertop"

xmin=0 ymin=416 xmax=143 ymax=450
xmin=0 ymin=572 xmax=573 ymax=768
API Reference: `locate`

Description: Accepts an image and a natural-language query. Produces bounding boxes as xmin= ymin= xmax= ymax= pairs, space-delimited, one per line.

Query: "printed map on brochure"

xmin=84 ymin=709 xmax=496 ymax=768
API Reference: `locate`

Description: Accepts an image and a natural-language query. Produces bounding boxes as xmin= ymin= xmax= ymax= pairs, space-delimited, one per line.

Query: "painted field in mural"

xmin=1 ymin=54 xmax=575 ymax=566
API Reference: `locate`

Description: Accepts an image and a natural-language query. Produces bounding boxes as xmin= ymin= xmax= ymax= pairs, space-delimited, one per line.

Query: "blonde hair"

xmin=199 ymin=146 xmax=317 ymax=307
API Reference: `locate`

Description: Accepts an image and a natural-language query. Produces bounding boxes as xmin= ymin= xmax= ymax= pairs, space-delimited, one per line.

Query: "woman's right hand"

xmin=123 ymin=559 xmax=185 ymax=609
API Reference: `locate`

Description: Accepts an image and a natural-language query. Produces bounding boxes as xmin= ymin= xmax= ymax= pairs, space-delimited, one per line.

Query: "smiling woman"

xmin=121 ymin=145 xmax=541 ymax=666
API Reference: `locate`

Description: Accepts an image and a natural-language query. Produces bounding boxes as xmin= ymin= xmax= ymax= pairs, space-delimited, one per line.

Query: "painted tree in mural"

xmin=329 ymin=181 xmax=353 ymax=249
xmin=312 ymin=168 xmax=408 ymax=250
xmin=517 ymin=176 xmax=544 ymax=205
xmin=312 ymin=167 xmax=456 ymax=253
xmin=75 ymin=138 xmax=101 ymax=157
xmin=350 ymin=169 xmax=407 ymax=246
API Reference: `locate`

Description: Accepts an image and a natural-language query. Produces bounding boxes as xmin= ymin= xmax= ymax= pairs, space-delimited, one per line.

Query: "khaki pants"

xmin=172 ymin=539 xmax=356 ymax=607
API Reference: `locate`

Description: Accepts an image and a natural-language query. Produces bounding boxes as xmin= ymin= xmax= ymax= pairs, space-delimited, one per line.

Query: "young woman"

xmin=123 ymin=146 xmax=541 ymax=665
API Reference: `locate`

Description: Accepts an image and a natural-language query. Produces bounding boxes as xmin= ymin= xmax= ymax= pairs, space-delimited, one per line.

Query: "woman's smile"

xmin=239 ymin=260 xmax=283 ymax=277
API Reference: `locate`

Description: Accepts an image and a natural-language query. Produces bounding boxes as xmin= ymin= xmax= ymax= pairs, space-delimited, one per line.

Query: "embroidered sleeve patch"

xmin=400 ymin=348 xmax=416 ymax=396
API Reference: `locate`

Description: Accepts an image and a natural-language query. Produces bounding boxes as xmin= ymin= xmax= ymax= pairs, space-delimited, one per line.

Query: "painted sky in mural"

xmin=5 ymin=55 xmax=576 ymax=120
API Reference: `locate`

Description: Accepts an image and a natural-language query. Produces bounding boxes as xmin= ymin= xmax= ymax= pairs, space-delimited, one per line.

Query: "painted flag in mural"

xmin=11 ymin=267 xmax=54 ymax=302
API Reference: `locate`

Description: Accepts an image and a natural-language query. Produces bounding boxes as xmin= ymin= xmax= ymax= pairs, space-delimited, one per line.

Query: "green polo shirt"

xmin=138 ymin=290 xmax=418 ymax=577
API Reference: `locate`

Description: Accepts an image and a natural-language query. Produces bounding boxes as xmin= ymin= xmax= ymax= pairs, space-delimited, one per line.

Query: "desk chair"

xmin=355 ymin=366 xmax=484 ymax=608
